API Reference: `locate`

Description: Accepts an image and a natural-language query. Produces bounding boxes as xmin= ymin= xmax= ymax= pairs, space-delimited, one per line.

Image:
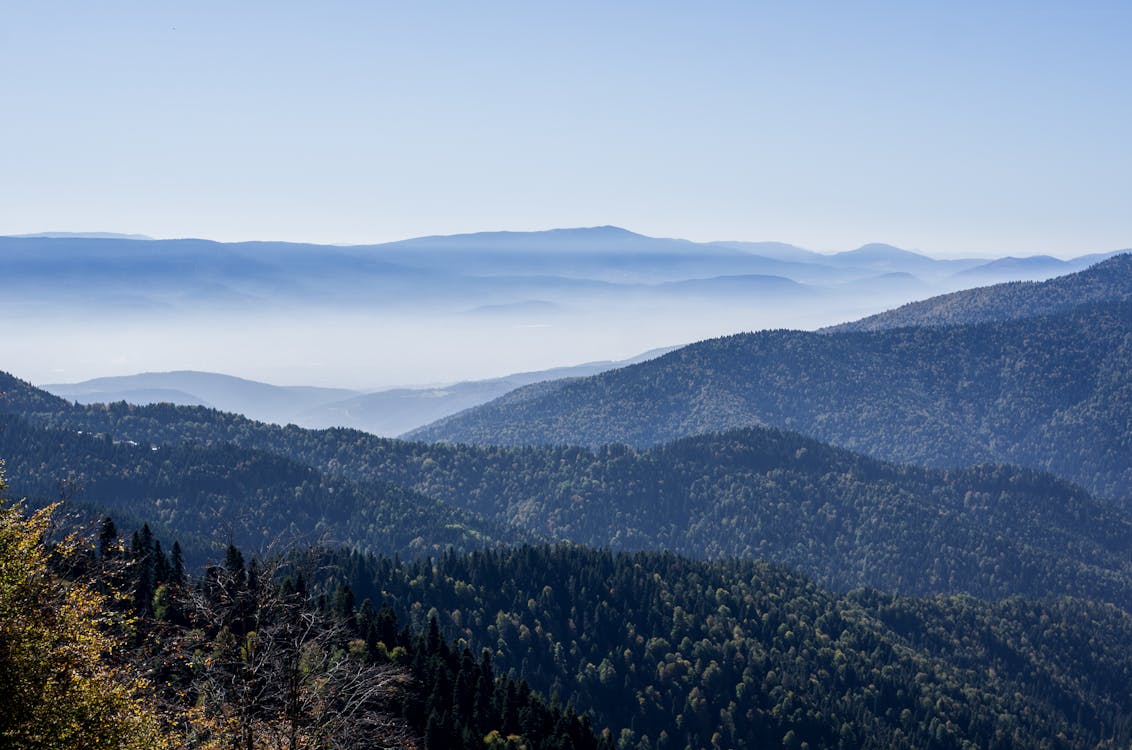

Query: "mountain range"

xmin=2 ymin=353 xmax=1131 ymax=610
xmin=5 ymin=238 xmax=1132 ymax=748
xmin=407 ymin=255 xmax=1132 ymax=501
xmin=41 ymin=347 xmax=676 ymax=436
xmin=5 ymin=228 xmax=1125 ymax=390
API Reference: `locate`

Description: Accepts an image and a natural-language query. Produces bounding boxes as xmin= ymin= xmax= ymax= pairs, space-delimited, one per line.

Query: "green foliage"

xmin=331 ymin=544 xmax=1132 ymax=750
xmin=300 ymin=428 xmax=1132 ymax=606
xmin=405 ymin=299 xmax=1132 ymax=500
xmin=90 ymin=520 xmax=604 ymax=750
xmin=0 ymin=411 xmax=520 ymax=560
xmin=2 ymin=375 xmax=1131 ymax=608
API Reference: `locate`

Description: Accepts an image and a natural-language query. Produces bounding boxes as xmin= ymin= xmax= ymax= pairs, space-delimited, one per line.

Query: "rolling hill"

xmin=41 ymin=347 xmax=677 ymax=436
xmin=8 ymin=229 xmax=1120 ymax=391
xmin=831 ymin=252 xmax=1132 ymax=332
xmin=327 ymin=544 xmax=1132 ymax=750
xmin=0 ymin=410 xmax=516 ymax=560
xmin=4 ymin=372 xmax=1132 ymax=609
xmin=406 ymin=297 xmax=1132 ymax=500
xmin=43 ymin=370 xmax=360 ymax=424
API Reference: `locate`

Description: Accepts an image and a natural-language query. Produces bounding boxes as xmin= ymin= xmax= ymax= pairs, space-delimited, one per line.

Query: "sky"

xmin=2 ymin=1 xmax=1130 ymax=258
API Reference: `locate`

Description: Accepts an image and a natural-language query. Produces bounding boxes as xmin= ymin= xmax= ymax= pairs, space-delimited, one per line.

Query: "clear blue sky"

xmin=3 ymin=1 xmax=1129 ymax=257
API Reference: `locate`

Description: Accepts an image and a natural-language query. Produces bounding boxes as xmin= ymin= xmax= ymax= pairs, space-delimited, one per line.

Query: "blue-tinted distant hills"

xmin=826 ymin=242 xmax=964 ymax=272
xmin=301 ymin=346 xmax=677 ymax=436
xmin=708 ymin=240 xmax=827 ymax=263
xmin=949 ymin=253 xmax=1124 ymax=285
xmin=407 ymin=255 xmax=1132 ymax=500
xmin=833 ymin=252 xmax=1132 ymax=331
xmin=656 ymin=273 xmax=810 ymax=297
xmin=41 ymin=347 xmax=677 ymax=436
xmin=43 ymin=371 xmax=360 ymax=426
xmin=2 ymin=227 xmax=1108 ymax=309
xmin=6 ymin=227 xmax=1125 ymax=389
xmin=379 ymin=225 xmax=706 ymax=254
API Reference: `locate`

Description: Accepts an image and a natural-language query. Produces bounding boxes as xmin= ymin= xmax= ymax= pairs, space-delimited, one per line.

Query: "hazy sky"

xmin=3 ymin=1 xmax=1129 ymax=257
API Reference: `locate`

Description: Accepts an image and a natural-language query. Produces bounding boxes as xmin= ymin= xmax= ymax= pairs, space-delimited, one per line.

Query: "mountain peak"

xmin=546 ymin=225 xmax=642 ymax=237
xmin=838 ymin=243 xmax=929 ymax=260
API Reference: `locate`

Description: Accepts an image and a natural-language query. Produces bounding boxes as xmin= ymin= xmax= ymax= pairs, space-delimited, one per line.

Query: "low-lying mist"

xmin=4 ymin=228 xmax=1111 ymax=391
xmin=9 ymin=294 xmax=898 ymax=390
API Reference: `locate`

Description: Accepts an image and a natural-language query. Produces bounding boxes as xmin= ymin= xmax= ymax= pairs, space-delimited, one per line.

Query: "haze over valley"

xmin=5 ymin=3 xmax=1132 ymax=748
xmin=8 ymin=228 xmax=1122 ymax=402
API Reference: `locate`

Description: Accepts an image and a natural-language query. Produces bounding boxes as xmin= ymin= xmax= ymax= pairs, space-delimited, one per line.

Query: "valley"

xmin=3 ymin=249 xmax=1132 ymax=748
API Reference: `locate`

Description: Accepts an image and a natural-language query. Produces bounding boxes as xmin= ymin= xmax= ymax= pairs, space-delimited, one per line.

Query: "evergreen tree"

xmin=169 ymin=540 xmax=186 ymax=586
xmin=97 ymin=516 xmax=118 ymax=559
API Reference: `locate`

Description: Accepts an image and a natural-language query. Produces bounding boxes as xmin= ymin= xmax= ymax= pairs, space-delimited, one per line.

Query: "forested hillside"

xmin=830 ymin=253 xmax=1132 ymax=332
xmin=327 ymin=544 xmax=1132 ymax=750
xmin=17 ymin=486 xmax=1132 ymax=750
xmin=0 ymin=495 xmax=601 ymax=750
xmin=0 ymin=412 xmax=517 ymax=560
xmin=405 ymin=301 xmax=1132 ymax=500
xmin=4 ymin=375 xmax=1132 ymax=608
xmin=4 ymin=266 xmax=1132 ymax=748
xmin=307 ymin=428 xmax=1132 ymax=606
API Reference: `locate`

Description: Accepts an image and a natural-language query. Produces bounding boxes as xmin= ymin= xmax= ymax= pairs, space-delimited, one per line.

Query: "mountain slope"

xmin=406 ymin=300 xmax=1132 ymax=500
xmin=323 ymin=427 xmax=1132 ymax=606
xmin=50 ymin=387 xmax=209 ymax=407
xmin=329 ymin=544 xmax=1132 ymax=750
xmin=3 ymin=373 xmax=1132 ymax=608
xmin=0 ymin=411 xmax=515 ymax=559
xmin=298 ymin=347 xmax=678 ymax=437
xmin=830 ymin=252 xmax=1132 ymax=332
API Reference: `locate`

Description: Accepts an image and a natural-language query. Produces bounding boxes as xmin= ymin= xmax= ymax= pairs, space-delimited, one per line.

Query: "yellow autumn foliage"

xmin=0 ymin=472 xmax=169 ymax=750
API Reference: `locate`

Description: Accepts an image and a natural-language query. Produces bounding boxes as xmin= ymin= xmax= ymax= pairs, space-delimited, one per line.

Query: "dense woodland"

xmin=5 ymin=256 xmax=1132 ymax=747
xmin=0 ymin=495 xmax=603 ymax=750
xmin=325 ymin=543 xmax=1132 ymax=750
xmin=3 ymin=380 xmax=1132 ymax=609
xmin=0 ymin=411 xmax=514 ymax=558
xmin=830 ymin=253 xmax=1131 ymax=332
xmin=406 ymin=300 xmax=1132 ymax=501
xmin=9 ymin=495 xmax=1132 ymax=750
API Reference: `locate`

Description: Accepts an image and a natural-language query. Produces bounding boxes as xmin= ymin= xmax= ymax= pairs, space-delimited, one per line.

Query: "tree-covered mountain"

xmin=4 ymin=374 xmax=1132 ymax=609
xmin=829 ymin=252 xmax=1132 ymax=332
xmin=12 ymin=461 xmax=1132 ymax=749
xmin=0 ymin=495 xmax=602 ymax=750
xmin=405 ymin=299 xmax=1132 ymax=500
xmin=303 ymin=428 xmax=1132 ymax=607
xmin=0 ymin=412 xmax=517 ymax=560
xmin=327 ymin=544 xmax=1132 ymax=750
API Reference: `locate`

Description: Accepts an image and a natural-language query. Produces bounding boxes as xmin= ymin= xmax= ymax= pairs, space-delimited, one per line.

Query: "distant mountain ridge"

xmin=8 ymin=228 xmax=1127 ymax=418
xmin=829 ymin=252 xmax=1132 ymax=332
xmin=41 ymin=347 xmax=678 ymax=436
xmin=2 ymin=228 xmax=1110 ymax=298
xmin=44 ymin=371 xmax=360 ymax=427
xmin=5 ymin=371 xmax=1132 ymax=610
xmin=407 ymin=290 xmax=1132 ymax=500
